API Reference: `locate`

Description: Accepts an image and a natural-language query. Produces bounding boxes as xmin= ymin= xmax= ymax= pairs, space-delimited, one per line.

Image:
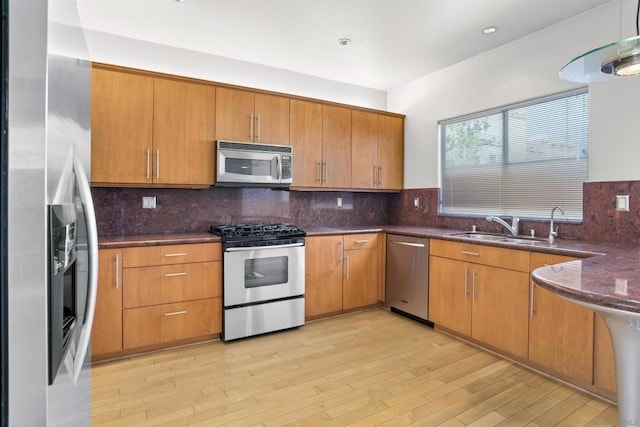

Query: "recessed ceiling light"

xmin=337 ymin=38 xmax=352 ymax=46
xmin=482 ymin=26 xmax=497 ymax=35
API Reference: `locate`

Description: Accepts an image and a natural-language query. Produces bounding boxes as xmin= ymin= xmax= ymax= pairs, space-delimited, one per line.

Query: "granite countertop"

xmin=99 ymin=232 xmax=220 ymax=248
xmin=99 ymin=226 xmax=640 ymax=314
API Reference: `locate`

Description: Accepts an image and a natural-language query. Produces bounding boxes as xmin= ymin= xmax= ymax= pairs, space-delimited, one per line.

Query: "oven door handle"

xmin=225 ymin=242 xmax=305 ymax=252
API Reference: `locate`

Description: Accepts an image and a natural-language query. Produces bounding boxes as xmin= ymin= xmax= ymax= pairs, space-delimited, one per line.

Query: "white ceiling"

xmin=71 ymin=0 xmax=611 ymax=91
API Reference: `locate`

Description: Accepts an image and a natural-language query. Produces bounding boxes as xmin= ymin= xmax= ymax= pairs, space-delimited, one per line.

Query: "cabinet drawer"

xmin=123 ymin=298 xmax=221 ymax=349
xmin=123 ymin=243 xmax=220 ymax=268
xmin=431 ymin=239 xmax=529 ymax=272
xmin=343 ymin=233 xmax=378 ymax=250
xmin=123 ymin=261 xmax=222 ymax=308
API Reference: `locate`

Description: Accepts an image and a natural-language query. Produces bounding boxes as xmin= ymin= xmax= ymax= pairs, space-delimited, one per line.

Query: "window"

xmin=440 ymin=89 xmax=588 ymax=221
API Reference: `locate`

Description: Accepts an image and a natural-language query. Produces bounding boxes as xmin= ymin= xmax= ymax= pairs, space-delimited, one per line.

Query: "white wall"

xmin=388 ymin=0 xmax=640 ymax=188
xmin=51 ymin=25 xmax=388 ymax=111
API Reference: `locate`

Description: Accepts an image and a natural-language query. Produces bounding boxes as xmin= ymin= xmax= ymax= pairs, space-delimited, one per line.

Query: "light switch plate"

xmin=616 ymin=194 xmax=629 ymax=212
xmin=142 ymin=196 xmax=157 ymax=209
xmin=413 ymin=198 xmax=419 ymax=207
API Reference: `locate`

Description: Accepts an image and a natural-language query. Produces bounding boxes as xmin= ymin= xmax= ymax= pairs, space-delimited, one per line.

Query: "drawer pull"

xmin=164 ymin=272 xmax=187 ymax=277
xmin=461 ymin=251 xmax=480 ymax=256
xmin=164 ymin=253 xmax=187 ymax=257
xmin=355 ymin=239 xmax=369 ymax=244
xmin=164 ymin=310 xmax=187 ymax=317
xmin=392 ymin=241 xmax=425 ymax=248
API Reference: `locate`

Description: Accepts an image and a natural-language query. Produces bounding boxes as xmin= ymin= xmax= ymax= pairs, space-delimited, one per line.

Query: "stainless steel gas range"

xmin=210 ymin=223 xmax=306 ymax=341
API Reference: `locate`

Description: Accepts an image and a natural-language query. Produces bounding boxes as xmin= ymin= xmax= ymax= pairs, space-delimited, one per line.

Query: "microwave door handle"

xmin=276 ymin=156 xmax=281 ymax=180
xmin=71 ymin=154 xmax=99 ymax=386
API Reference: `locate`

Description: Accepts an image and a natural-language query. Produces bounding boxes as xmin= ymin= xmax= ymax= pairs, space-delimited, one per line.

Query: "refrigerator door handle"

xmin=71 ymin=155 xmax=99 ymax=386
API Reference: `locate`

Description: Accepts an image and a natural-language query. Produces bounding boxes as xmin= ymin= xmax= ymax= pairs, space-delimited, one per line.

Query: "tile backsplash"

xmin=93 ymin=180 xmax=640 ymax=243
xmin=92 ymin=187 xmax=390 ymax=236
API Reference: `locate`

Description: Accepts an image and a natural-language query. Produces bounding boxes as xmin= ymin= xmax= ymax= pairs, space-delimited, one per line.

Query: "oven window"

xmin=244 ymin=256 xmax=288 ymax=288
xmin=225 ymin=158 xmax=273 ymax=177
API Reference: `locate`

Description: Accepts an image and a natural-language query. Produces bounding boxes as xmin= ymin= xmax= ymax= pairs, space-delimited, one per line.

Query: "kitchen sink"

xmin=451 ymin=232 xmax=545 ymax=245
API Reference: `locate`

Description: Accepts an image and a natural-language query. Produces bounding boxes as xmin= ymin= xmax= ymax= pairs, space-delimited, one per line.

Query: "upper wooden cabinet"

xmin=352 ymin=112 xmax=404 ymax=190
xmin=152 ymin=78 xmax=216 ymax=186
xmin=91 ymin=68 xmax=154 ymax=185
xmin=290 ymin=99 xmax=323 ymax=187
xmin=215 ymin=87 xmax=290 ymax=145
xmin=91 ymin=66 xmax=216 ymax=187
xmin=91 ymin=64 xmax=404 ymax=190
xmin=322 ymin=105 xmax=352 ymax=189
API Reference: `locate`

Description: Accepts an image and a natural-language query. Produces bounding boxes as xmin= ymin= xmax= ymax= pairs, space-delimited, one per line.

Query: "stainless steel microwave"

xmin=216 ymin=140 xmax=293 ymax=187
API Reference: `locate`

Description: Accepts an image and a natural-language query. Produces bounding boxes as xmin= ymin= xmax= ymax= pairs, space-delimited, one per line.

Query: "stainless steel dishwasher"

xmin=385 ymin=234 xmax=430 ymax=323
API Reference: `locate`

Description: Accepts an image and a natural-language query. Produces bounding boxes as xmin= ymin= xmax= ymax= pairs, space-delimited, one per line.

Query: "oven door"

xmin=223 ymin=243 xmax=305 ymax=307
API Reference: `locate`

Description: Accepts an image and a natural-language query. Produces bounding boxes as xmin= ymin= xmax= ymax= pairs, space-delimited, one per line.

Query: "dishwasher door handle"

xmin=391 ymin=241 xmax=425 ymax=248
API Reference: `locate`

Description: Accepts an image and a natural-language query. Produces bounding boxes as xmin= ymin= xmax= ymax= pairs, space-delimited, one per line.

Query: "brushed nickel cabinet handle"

xmin=378 ymin=166 xmax=382 ymax=185
xmin=250 ymin=113 xmax=254 ymax=140
xmin=156 ymin=149 xmax=160 ymax=180
xmin=462 ymin=251 xmax=480 ymax=257
xmin=530 ymin=281 xmax=536 ymax=318
xmin=472 ymin=270 xmax=477 ymax=300
xmin=164 ymin=310 xmax=187 ymax=317
xmin=316 ymin=161 xmax=322 ymax=183
xmin=164 ymin=253 xmax=187 ymax=257
xmin=373 ymin=165 xmax=377 ymax=185
xmin=146 ymin=148 xmax=151 ymax=179
xmin=464 ymin=267 xmax=468 ymax=298
xmin=257 ymin=113 xmax=261 ymax=140
xmin=115 ymin=254 xmax=119 ymax=289
xmin=322 ymin=161 xmax=327 ymax=183
xmin=164 ymin=272 xmax=187 ymax=277
xmin=345 ymin=255 xmax=350 ymax=279
xmin=338 ymin=240 xmax=343 ymax=263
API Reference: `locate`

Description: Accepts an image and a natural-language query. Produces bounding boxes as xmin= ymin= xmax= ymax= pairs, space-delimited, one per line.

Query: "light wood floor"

xmin=92 ymin=309 xmax=618 ymax=426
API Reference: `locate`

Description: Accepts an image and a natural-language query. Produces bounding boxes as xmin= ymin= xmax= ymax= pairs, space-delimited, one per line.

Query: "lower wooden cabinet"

xmin=305 ymin=233 xmax=380 ymax=318
xmin=92 ymin=248 xmax=123 ymax=357
xmin=123 ymin=298 xmax=222 ymax=349
xmin=429 ymin=251 xmax=529 ymax=359
xmin=305 ymin=235 xmax=344 ymax=317
xmin=528 ymin=252 xmax=594 ymax=385
xmin=594 ymin=313 xmax=616 ymax=394
xmin=343 ymin=234 xmax=379 ymax=310
xmin=92 ymin=242 xmax=222 ymax=359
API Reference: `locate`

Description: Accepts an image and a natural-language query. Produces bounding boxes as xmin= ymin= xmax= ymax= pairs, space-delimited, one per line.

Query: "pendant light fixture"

xmin=560 ymin=0 xmax=640 ymax=83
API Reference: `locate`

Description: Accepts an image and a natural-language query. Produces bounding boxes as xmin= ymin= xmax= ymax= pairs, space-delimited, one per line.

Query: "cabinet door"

xmin=305 ymin=236 xmax=344 ymax=317
xmin=428 ymin=256 xmax=472 ymax=336
xmin=343 ymin=247 xmax=379 ymax=310
xmin=594 ymin=313 xmax=616 ymax=394
xmin=123 ymin=298 xmax=221 ymax=349
xmin=322 ymin=105 xmax=352 ymax=188
xmin=290 ymin=99 xmax=323 ymax=188
xmin=529 ymin=253 xmax=594 ymax=384
xmin=215 ymin=87 xmax=255 ymax=142
xmin=153 ymin=78 xmax=215 ymax=186
xmin=377 ymin=115 xmax=404 ymax=190
xmin=91 ymin=67 xmax=153 ymax=184
xmin=351 ymin=110 xmax=378 ymax=189
xmin=92 ymin=249 xmax=123 ymax=357
xmin=254 ymin=93 xmax=290 ymax=145
xmin=471 ymin=264 xmax=529 ymax=359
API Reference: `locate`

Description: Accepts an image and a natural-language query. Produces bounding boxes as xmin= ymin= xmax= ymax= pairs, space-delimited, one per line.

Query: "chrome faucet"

xmin=485 ymin=216 xmax=520 ymax=237
xmin=548 ymin=206 xmax=565 ymax=244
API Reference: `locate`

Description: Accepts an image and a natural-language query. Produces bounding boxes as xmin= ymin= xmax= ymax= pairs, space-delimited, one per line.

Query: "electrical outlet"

xmin=336 ymin=197 xmax=343 ymax=208
xmin=413 ymin=198 xmax=419 ymax=208
xmin=142 ymin=196 xmax=157 ymax=209
xmin=616 ymin=194 xmax=629 ymax=212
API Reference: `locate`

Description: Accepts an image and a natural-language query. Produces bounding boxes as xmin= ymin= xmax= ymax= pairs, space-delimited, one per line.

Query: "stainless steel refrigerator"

xmin=4 ymin=0 xmax=96 ymax=425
